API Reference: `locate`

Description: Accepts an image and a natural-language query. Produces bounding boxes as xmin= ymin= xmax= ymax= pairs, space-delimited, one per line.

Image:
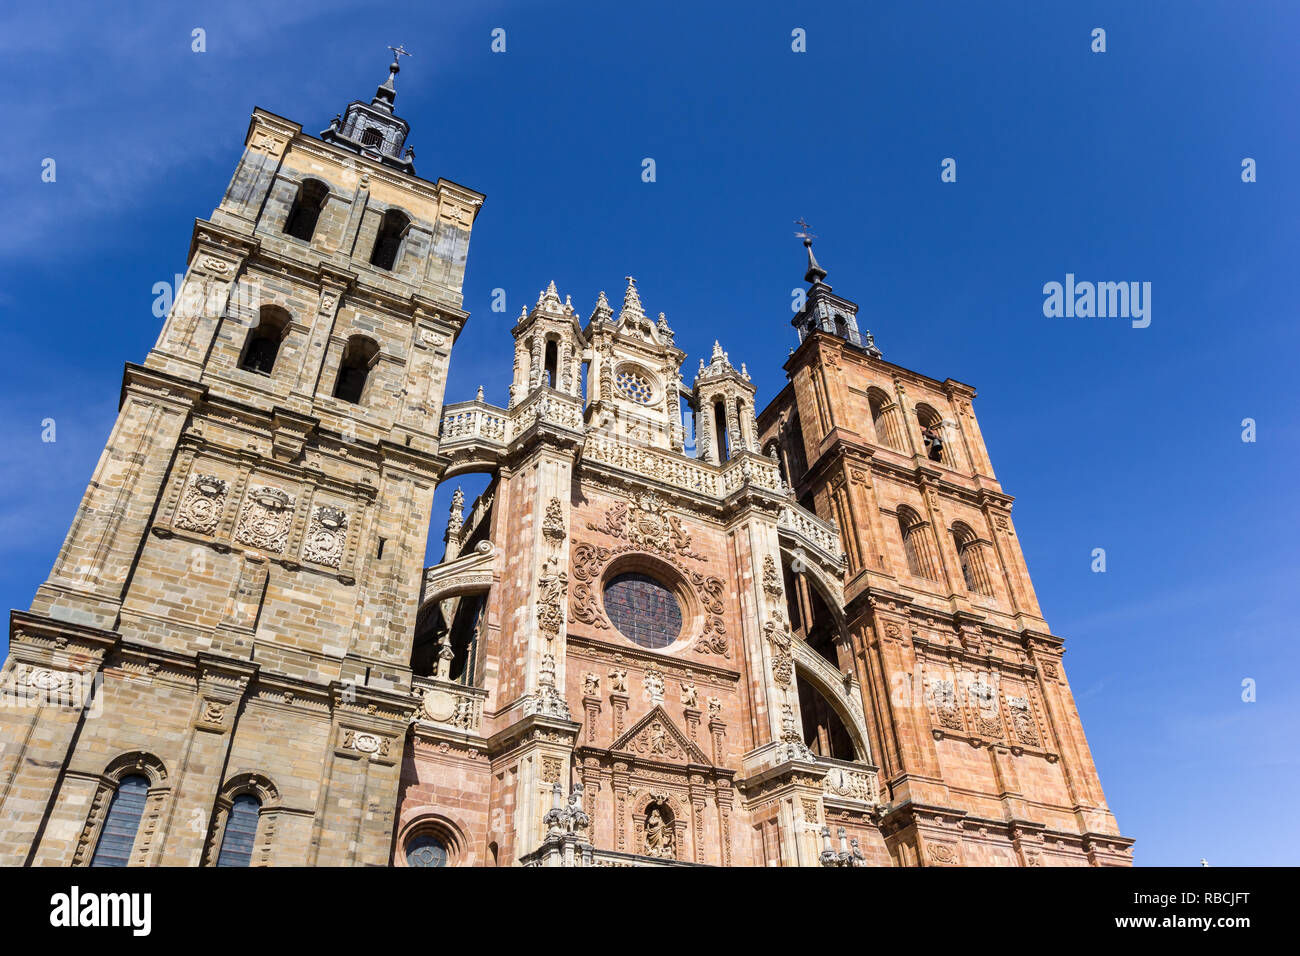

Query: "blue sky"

xmin=1 ymin=1 xmax=1296 ymax=865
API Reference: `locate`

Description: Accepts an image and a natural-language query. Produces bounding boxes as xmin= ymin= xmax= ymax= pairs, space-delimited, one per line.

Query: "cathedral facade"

xmin=0 ymin=61 xmax=1131 ymax=867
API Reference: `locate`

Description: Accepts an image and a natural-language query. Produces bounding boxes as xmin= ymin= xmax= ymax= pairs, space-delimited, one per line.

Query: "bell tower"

xmin=757 ymin=237 xmax=1132 ymax=866
xmin=0 ymin=53 xmax=485 ymax=867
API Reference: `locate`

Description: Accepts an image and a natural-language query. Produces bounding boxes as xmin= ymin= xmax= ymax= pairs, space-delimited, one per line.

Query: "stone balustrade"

xmin=777 ymin=502 xmax=846 ymax=569
xmin=412 ymin=674 xmax=488 ymax=734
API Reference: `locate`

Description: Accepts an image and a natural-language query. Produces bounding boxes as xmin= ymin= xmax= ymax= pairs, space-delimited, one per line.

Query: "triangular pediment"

xmin=610 ymin=705 xmax=710 ymax=765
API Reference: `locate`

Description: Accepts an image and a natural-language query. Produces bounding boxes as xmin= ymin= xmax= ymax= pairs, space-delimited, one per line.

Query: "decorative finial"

xmin=619 ymin=276 xmax=646 ymax=324
xmin=476 ymin=384 xmax=485 ymax=402
xmin=795 ymin=218 xmax=827 ymax=284
xmin=380 ymin=44 xmax=411 ymax=92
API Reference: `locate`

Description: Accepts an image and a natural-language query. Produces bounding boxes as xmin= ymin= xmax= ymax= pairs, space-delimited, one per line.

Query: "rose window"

xmin=603 ymin=572 xmax=682 ymax=650
xmin=615 ymin=369 xmax=654 ymax=404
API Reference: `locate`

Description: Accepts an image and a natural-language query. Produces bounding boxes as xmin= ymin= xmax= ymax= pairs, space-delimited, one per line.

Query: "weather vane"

xmin=794 ymin=218 xmax=817 ymax=240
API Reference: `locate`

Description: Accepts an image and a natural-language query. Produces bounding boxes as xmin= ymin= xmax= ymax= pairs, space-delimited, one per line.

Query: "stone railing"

xmin=439 ymin=400 xmax=510 ymax=446
xmin=719 ymin=451 xmax=786 ymax=496
xmin=778 ymin=502 xmax=846 ymax=569
xmin=511 ymin=388 xmax=585 ymax=435
xmin=818 ymin=755 xmax=882 ymax=807
xmin=439 ymin=392 xmax=584 ymax=456
xmin=412 ymin=674 xmax=488 ymax=735
xmin=582 ymin=436 xmax=720 ymax=497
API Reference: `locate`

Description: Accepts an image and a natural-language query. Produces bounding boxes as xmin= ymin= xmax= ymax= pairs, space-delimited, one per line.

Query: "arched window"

xmin=544 ymin=339 xmax=558 ymax=389
xmin=952 ymin=523 xmax=994 ymax=596
xmin=283 ymin=178 xmax=329 ymax=242
xmin=239 ymin=306 xmax=291 ymax=375
xmin=916 ymin=404 xmax=950 ymax=465
xmin=215 ymin=793 xmax=261 ymax=867
xmin=735 ymin=397 xmax=748 ymax=451
xmin=868 ymin=387 xmax=903 ymax=451
xmin=89 ymin=775 xmax=150 ymax=867
xmin=202 ymin=774 xmax=279 ymax=867
xmin=405 ymin=834 xmax=449 ymax=867
xmin=603 ymin=571 xmax=682 ymax=650
xmin=897 ymin=506 xmax=939 ymax=580
xmin=334 ymin=335 xmax=380 ymax=404
xmin=412 ymin=591 xmax=486 ymax=683
xmin=370 ymin=209 xmax=409 ymax=271
xmin=798 ymin=676 xmax=856 ymax=761
xmin=712 ymin=399 xmax=730 ymax=462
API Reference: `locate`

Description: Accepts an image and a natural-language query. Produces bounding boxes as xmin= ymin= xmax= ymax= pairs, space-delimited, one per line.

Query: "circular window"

xmin=615 ymin=368 xmax=654 ymax=404
xmin=603 ymin=572 xmax=682 ymax=650
xmin=405 ymin=834 xmax=448 ymax=867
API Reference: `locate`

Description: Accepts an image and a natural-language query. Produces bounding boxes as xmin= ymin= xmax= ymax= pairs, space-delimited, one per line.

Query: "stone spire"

xmin=589 ymin=290 xmax=613 ymax=326
xmin=803 ymin=236 xmax=828 ymax=285
xmin=619 ymin=277 xmax=647 ymax=325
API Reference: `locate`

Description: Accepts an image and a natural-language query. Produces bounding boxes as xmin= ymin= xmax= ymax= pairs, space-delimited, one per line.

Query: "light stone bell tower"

xmin=0 ymin=52 xmax=484 ymax=867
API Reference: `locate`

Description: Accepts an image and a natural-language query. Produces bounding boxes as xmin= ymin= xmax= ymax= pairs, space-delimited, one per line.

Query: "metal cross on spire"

xmin=388 ymin=44 xmax=413 ymax=63
xmin=795 ymin=218 xmax=827 ymax=283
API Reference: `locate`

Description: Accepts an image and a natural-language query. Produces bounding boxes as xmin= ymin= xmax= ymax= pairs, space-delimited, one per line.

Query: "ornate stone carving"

xmin=586 ymin=492 xmax=702 ymax=560
xmin=343 ymin=729 xmax=390 ymax=757
xmin=764 ymin=611 xmax=794 ymax=686
xmin=644 ymin=801 xmax=675 ymax=859
xmin=608 ymin=668 xmax=628 ymax=693
xmin=690 ymin=571 xmax=729 ymax=658
xmin=543 ymin=783 xmax=591 ymax=837
xmin=583 ymin=672 xmax=600 ymax=697
xmin=929 ymin=678 xmax=963 ymax=731
xmin=970 ymin=679 xmax=1002 ymax=738
xmin=174 ymin=473 xmax=229 ymax=535
xmin=643 ymin=668 xmax=665 ymax=705
xmin=631 ymin=718 xmax=683 ymax=760
xmin=680 ymin=681 xmax=698 ymax=708
xmin=537 ymin=565 xmax=568 ymax=638
xmin=822 ymin=765 xmax=880 ymax=804
xmin=927 ymin=842 xmax=959 ymax=866
xmin=542 ymin=496 xmax=566 ymax=543
xmin=542 ymin=755 xmax=563 ymax=783
xmin=762 ymin=554 xmax=783 ymax=598
xmin=570 ymin=543 xmax=612 ymax=629
xmin=707 ymin=697 xmax=722 ymax=720
xmin=778 ymin=703 xmax=815 ymax=761
xmin=234 ymin=485 xmax=295 ymax=553
xmin=302 ymin=504 xmax=348 ymax=568
xmin=1008 ymin=695 xmax=1040 ymax=746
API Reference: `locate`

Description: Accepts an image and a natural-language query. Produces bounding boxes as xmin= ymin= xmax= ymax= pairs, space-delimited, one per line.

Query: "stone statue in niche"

xmin=645 ymin=802 xmax=675 ymax=859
